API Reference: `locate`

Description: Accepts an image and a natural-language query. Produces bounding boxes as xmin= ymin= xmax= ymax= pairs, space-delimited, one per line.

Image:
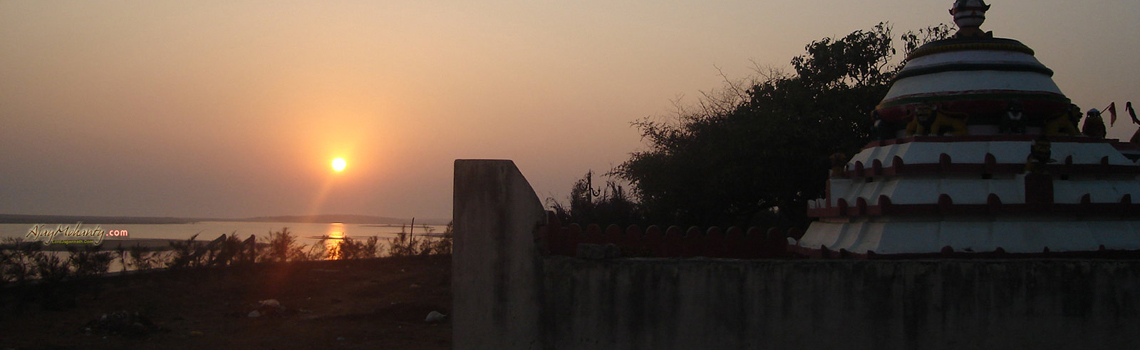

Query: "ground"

xmin=0 ymin=255 xmax=452 ymax=350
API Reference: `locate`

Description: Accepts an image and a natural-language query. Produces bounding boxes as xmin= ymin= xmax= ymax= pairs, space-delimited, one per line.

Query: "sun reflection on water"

xmin=324 ymin=223 xmax=345 ymax=260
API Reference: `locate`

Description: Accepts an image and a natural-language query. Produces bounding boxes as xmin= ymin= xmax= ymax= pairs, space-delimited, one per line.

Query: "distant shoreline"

xmin=0 ymin=214 xmax=450 ymax=225
xmin=0 ymin=238 xmax=188 ymax=252
xmin=0 ymin=214 xmax=198 ymax=225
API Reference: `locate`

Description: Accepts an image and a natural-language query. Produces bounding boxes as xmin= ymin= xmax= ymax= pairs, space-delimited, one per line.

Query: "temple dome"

xmin=873 ymin=1 xmax=1072 ymax=136
xmin=876 ymin=37 xmax=1070 ymax=128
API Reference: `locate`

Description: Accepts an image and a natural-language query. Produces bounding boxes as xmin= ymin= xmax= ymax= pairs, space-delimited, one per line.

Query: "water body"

xmin=0 ymin=221 xmax=448 ymax=255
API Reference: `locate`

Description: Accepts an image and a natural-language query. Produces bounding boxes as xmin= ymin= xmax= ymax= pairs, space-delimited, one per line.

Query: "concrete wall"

xmin=453 ymin=159 xmax=1140 ymax=350
xmin=453 ymin=160 xmax=548 ymax=350
xmin=542 ymin=257 xmax=1140 ymax=350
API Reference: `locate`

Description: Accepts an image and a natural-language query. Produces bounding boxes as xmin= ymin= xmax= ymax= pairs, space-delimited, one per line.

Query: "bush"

xmin=297 ymin=236 xmax=328 ymax=261
xmin=387 ymin=231 xmax=422 ymax=257
xmin=333 ymin=236 xmax=382 ymax=260
xmin=210 ymin=232 xmax=246 ymax=267
xmin=427 ymin=222 xmax=453 ymax=256
xmin=2 ymin=238 xmax=42 ymax=283
xmin=167 ymin=234 xmax=200 ymax=269
xmin=0 ymin=241 xmax=17 ymax=288
xmin=34 ymin=252 xmax=71 ymax=283
xmin=0 ymin=248 xmax=9 ymax=288
xmin=240 ymin=234 xmax=260 ymax=264
xmin=387 ymin=223 xmax=453 ymax=257
xmin=1 ymin=238 xmax=111 ymax=283
xmin=387 ymin=225 xmax=428 ymax=257
xmin=127 ymin=245 xmax=160 ymax=271
xmin=261 ymin=228 xmax=308 ymax=263
xmin=67 ymin=245 xmax=112 ymax=277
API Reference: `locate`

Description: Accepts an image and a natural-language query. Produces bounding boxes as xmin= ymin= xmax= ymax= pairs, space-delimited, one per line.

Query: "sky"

xmin=2 ymin=0 xmax=1139 ymax=220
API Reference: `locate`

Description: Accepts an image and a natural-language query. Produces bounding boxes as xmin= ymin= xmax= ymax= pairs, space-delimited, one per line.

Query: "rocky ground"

xmin=0 ymin=255 xmax=452 ymax=350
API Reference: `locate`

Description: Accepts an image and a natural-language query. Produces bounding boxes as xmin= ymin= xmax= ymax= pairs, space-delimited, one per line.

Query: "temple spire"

xmin=951 ymin=0 xmax=992 ymax=38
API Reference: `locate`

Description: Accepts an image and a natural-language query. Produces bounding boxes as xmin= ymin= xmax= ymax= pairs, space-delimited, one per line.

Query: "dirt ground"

xmin=0 ymin=255 xmax=452 ymax=350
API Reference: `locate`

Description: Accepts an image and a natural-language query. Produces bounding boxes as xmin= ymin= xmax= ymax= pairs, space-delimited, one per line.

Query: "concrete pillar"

xmin=453 ymin=160 xmax=547 ymax=350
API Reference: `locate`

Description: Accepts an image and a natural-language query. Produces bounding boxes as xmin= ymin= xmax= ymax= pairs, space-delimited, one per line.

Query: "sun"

xmin=331 ymin=157 xmax=347 ymax=172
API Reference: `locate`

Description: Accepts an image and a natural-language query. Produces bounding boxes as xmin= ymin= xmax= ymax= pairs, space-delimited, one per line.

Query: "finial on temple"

xmin=950 ymin=0 xmax=992 ymax=38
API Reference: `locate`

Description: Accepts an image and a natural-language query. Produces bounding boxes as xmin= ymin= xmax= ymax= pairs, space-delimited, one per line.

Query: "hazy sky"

xmin=2 ymin=1 xmax=1138 ymax=219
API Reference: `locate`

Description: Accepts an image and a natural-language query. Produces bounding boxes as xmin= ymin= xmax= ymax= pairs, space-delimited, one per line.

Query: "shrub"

xmin=428 ymin=222 xmax=453 ymax=255
xmin=66 ymin=245 xmax=113 ymax=277
xmin=387 ymin=227 xmax=426 ymax=257
xmin=0 ymin=242 xmax=13 ymax=287
xmin=127 ymin=245 xmax=159 ymax=271
xmin=34 ymin=252 xmax=71 ymax=283
xmin=113 ymin=245 xmax=128 ymax=274
xmin=239 ymin=234 xmax=259 ymax=264
xmin=261 ymin=228 xmax=307 ymax=262
xmin=167 ymin=234 xmax=200 ymax=269
xmin=298 ymin=236 xmax=328 ymax=261
xmin=210 ymin=232 xmax=244 ymax=267
xmin=388 ymin=223 xmax=453 ymax=257
xmin=2 ymin=238 xmax=42 ymax=283
xmin=335 ymin=236 xmax=382 ymax=260
xmin=360 ymin=236 xmax=383 ymax=258
xmin=198 ymin=234 xmax=226 ymax=266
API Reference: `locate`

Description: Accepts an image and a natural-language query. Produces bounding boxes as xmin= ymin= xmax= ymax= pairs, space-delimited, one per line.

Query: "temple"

xmin=797 ymin=1 xmax=1140 ymax=256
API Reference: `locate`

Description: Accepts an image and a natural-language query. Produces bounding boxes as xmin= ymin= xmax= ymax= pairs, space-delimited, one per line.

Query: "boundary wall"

xmin=453 ymin=159 xmax=1140 ymax=350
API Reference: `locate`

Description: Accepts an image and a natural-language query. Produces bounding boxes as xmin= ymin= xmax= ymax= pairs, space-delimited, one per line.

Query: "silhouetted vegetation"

xmin=548 ymin=171 xmax=642 ymax=227
xmin=66 ymin=245 xmax=113 ymax=277
xmin=388 ymin=223 xmax=453 ymax=257
xmin=556 ymin=23 xmax=950 ymax=230
xmin=388 ymin=226 xmax=427 ymax=257
xmin=428 ymin=222 xmax=453 ymax=256
xmin=126 ymin=245 xmax=160 ymax=271
xmin=260 ymin=228 xmax=304 ymax=263
xmin=0 ymin=224 xmax=453 ymax=312
xmin=166 ymin=233 xmax=201 ymax=269
xmin=0 ymin=224 xmax=454 ymax=283
xmin=329 ymin=236 xmax=383 ymax=260
xmin=1 ymin=238 xmax=39 ymax=284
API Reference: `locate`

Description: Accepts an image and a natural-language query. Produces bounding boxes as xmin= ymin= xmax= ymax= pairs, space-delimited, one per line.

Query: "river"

xmin=0 ymin=221 xmax=448 ymax=256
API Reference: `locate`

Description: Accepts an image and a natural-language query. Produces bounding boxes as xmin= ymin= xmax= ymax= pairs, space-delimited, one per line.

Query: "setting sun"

xmin=332 ymin=157 xmax=347 ymax=172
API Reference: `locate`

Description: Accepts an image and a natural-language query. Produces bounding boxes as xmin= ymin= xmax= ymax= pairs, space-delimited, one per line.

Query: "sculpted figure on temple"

xmin=1082 ymin=108 xmax=1107 ymax=139
xmin=906 ymin=103 xmax=968 ymax=136
xmin=829 ymin=153 xmax=848 ymax=177
xmin=1067 ymin=104 xmax=1083 ymax=128
xmin=1000 ymin=100 xmax=1026 ymax=134
xmin=1025 ymin=135 xmax=1055 ymax=174
xmin=1044 ymin=104 xmax=1081 ymax=136
xmin=930 ymin=105 xmax=969 ymax=136
xmin=871 ymin=110 xmax=898 ymax=140
xmin=905 ymin=104 xmax=936 ymax=136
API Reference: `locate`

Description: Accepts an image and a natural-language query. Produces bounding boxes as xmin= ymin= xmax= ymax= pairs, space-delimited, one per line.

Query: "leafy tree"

xmin=901 ymin=23 xmax=953 ymax=56
xmin=612 ymin=23 xmax=949 ymax=230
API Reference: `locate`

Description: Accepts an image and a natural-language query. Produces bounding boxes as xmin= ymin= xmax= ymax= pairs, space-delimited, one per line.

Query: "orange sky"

xmin=2 ymin=1 xmax=1138 ymax=219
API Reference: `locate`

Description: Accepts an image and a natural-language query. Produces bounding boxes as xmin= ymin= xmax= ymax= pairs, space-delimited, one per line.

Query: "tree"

xmin=612 ymin=23 xmax=949 ymax=229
